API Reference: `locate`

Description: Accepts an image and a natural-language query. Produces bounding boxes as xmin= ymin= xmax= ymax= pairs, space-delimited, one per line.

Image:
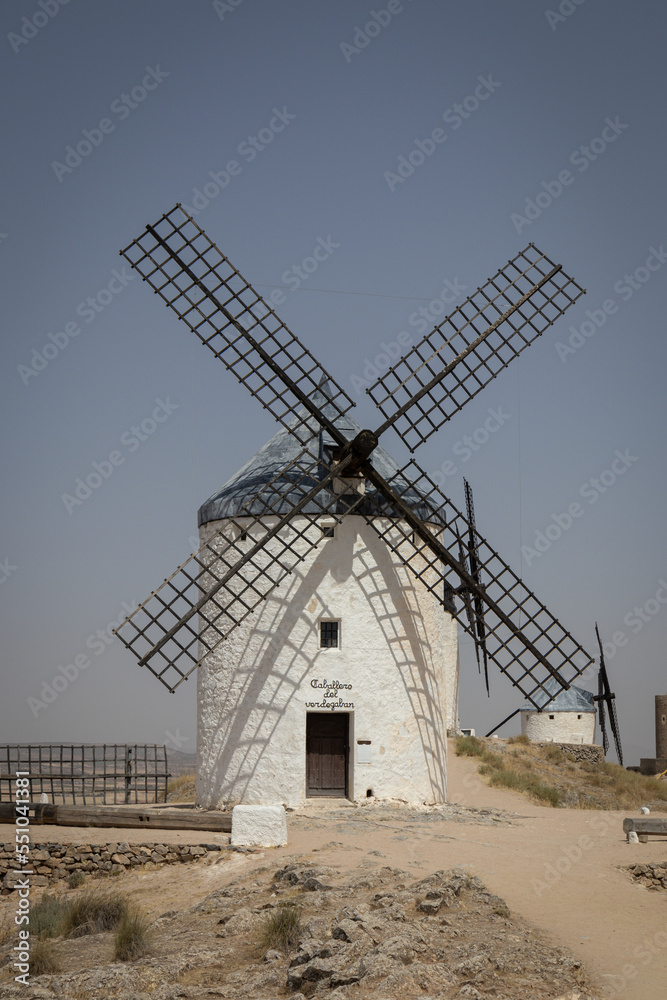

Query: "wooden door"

xmin=306 ymin=713 xmax=348 ymax=797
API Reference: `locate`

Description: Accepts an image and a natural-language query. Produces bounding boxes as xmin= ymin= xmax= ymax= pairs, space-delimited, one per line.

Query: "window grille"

xmin=320 ymin=621 xmax=339 ymax=648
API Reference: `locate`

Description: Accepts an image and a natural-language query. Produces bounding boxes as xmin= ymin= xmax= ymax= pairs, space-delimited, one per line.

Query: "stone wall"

xmin=550 ymin=742 xmax=605 ymax=764
xmin=0 ymin=841 xmax=228 ymax=894
xmin=622 ymin=861 xmax=667 ymax=891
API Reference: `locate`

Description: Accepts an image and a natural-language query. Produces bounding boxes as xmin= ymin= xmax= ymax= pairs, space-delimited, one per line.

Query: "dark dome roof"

xmin=198 ymin=385 xmax=436 ymax=526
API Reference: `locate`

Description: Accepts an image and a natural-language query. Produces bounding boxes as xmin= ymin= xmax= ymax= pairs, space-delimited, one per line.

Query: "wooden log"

xmin=623 ymin=817 xmax=667 ymax=837
xmin=0 ymin=802 xmax=231 ymax=832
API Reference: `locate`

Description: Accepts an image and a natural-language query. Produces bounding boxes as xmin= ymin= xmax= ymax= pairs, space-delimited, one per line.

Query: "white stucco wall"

xmin=521 ymin=709 xmax=596 ymax=744
xmin=196 ymin=513 xmax=458 ymax=808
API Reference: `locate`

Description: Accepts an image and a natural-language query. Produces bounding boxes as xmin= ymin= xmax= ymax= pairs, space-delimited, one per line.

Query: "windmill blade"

xmin=114 ymin=436 xmax=366 ymax=692
xmin=456 ymin=534 xmax=481 ymax=674
xmin=594 ymin=623 xmax=623 ymax=765
xmin=607 ymin=685 xmax=623 ymax=766
xmin=120 ymin=205 xmax=354 ymax=447
xmin=359 ymin=458 xmax=594 ymax=707
xmin=464 ymin=479 xmax=489 ymax=695
xmin=597 ymin=664 xmax=609 ymax=754
xmin=369 ymin=245 xmax=585 ymax=451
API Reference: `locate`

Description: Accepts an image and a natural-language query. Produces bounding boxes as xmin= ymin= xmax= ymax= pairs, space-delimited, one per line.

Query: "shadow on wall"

xmin=196 ymin=515 xmax=449 ymax=806
xmin=354 ymin=525 xmax=448 ymax=802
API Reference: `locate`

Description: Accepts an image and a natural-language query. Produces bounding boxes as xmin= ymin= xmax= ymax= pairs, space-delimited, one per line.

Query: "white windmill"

xmin=115 ymin=206 xmax=594 ymax=807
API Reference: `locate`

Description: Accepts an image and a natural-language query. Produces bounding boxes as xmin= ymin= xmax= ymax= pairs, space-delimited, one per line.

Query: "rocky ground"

xmin=0 ymin=746 xmax=664 ymax=999
xmin=0 ymin=850 xmax=597 ymax=1000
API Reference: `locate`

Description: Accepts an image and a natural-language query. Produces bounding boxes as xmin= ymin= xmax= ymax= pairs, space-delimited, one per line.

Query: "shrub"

xmin=30 ymin=938 xmax=61 ymax=975
xmin=484 ymin=765 xmax=563 ymax=807
xmin=260 ymin=903 xmax=302 ymax=953
xmin=61 ymin=889 xmax=128 ymax=938
xmin=0 ymin=914 xmax=13 ymax=945
xmin=113 ymin=908 xmax=152 ymax=961
xmin=67 ymin=872 xmax=86 ymax=889
xmin=454 ymin=735 xmax=486 ymax=758
xmin=544 ymin=745 xmax=565 ymax=765
xmin=507 ymin=734 xmax=530 ymax=745
xmin=30 ymin=894 xmax=69 ymax=939
xmin=165 ymin=772 xmax=196 ymax=803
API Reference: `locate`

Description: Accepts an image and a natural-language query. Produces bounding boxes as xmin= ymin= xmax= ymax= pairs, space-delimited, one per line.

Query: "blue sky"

xmin=1 ymin=0 xmax=665 ymax=766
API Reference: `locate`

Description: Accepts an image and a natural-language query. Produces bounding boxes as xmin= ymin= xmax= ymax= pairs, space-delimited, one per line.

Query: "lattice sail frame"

xmin=120 ymin=205 xmax=353 ymax=444
xmin=595 ymin=624 xmax=623 ymax=764
xmin=369 ymin=245 xmax=585 ymax=451
xmin=359 ymin=459 xmax=593 ymax=706
xmin=463 ymin=478 xmax=489 ymax=692
xmin=115 ymin=434 xmax=367 ymax=691
xmin=116 ymin=204 xmax=593 ymax=705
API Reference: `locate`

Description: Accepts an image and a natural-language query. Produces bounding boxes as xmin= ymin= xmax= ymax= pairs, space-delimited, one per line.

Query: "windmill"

xmin=113 ymin=205 xmax=595 ymax=803
xmin=594 ymin=622 xmax=623 ymax=765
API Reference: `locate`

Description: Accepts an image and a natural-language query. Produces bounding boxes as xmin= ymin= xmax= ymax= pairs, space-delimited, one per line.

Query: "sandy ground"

xmin=3 ymin=745 xmax=665 ymax=999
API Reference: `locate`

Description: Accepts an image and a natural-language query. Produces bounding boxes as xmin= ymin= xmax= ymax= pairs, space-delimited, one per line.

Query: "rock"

xmin=418 ymin=898 xmax=442 ymax=914
xmin=231 ymin=804 xmax=287 ymax=847
xmin=217 ymin=907 xmax=260 ymax=936
xmin=359 ymin=950 xmax=398 ymax=979
xmin=302 ymin=916 xmax=331 ymax=939
xmin=332 ymin=917 xmax=368 ymax=943
xmin=289 ymin=939 xmax=337 ymax=968
xmin=263 ymin=948 xmax=283 ymax=962
xmin=287 ymin=954 xmax=361 ymax=990
xmin=301 ymin=876 xmax=332 ymax=891
xmin=628 ymin=831 xmax=640 ymax=844
xmin=640 ymin=806 xmax=651 ymax=814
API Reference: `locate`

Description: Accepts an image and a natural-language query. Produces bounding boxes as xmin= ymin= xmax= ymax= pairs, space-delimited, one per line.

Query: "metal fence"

xmin=0 ymin=744 xmax=170 ymax=804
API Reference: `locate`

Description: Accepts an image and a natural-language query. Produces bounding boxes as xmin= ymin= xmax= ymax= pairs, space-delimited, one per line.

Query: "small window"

xmin=549 ymin=714 xmax=554 ymax=720
xmin=320 ymin=620 xmax=339 ymax=648
xmin=321 ymin=524 xmax=335 ymax=539
xmin=577 ymin=714 xmax=582 ymax=720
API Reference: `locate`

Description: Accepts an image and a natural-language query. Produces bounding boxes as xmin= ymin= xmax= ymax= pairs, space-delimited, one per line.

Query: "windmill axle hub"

xmin=337 ymin=429 xmax=378 ymax=475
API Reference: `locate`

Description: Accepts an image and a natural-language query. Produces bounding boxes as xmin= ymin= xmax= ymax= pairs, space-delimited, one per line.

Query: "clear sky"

xmin=1 ymin=0 xmax=665 ymax=767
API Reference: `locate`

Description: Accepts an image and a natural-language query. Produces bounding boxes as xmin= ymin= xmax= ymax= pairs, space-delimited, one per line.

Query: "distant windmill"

xmin=112 ymin=205 xmax=595 ymax=804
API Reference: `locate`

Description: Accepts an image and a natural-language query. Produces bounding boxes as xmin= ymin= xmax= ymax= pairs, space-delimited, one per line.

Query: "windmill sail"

xmin=464 ymin=479 xmax=490 ymax=695
xmin=359 ymin=459 xmax=594 ymax=707
xmin=115 ymin=206 xmax=594 ymax=705
xmin=115 ymin=413 xmax=366 ymax=691
xmin=595 ymin=623 xmax=623 ymax=765
xmin=120 ymin=205 xmax=354 ymax=446
xmin=369 ymin=245 xmax=584 ymax=451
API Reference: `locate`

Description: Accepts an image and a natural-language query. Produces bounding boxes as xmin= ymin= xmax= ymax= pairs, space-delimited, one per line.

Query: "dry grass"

xmin=165 ymin=772 xmax=196 ymax=803
xmin=29 ymin=893 xmax=69 ymax=938
xmin=30 ymin=937 xmax=61 ymax=975
xmin=0 ymin=915 xmax=13 ymax=946
xmin=61 ymin=889 xmax=128 ymax=938
xmin=455 ymin=735 xmax=667 ymax=810
xmin=259 ymin=902 xmax=302 ymax=953
xmin=113 ymin=907 xmax=152 ymax=961
xmin=507 ymin=733 xmax=531 ymax=745
xmin=479 ymin=762 xmax=563 ymax=807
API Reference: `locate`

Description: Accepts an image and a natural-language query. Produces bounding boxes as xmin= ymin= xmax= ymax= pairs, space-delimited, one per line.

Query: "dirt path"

xmin=3 ymin=746 xmax=665 ymax=999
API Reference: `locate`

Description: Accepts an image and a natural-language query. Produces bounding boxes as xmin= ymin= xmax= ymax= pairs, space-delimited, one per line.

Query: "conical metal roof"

xmin=198 ymin=384 xmax=436 ymax=526
xmin=520 ymin=675 xmax=595 ymax=713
